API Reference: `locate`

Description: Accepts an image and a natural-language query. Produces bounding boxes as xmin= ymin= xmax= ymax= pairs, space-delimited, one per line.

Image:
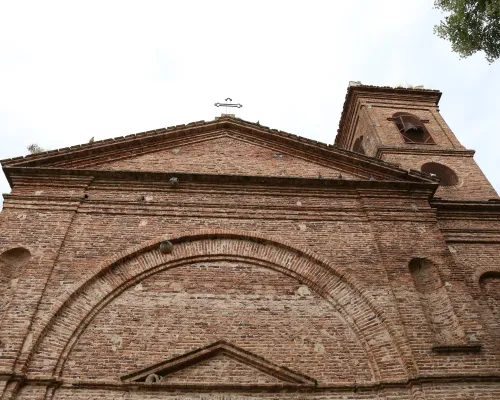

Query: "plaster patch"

xmin=320 ymin=329 xmax=336 ymax=339
xmin=21 ymin=332 xmax=33 ymax=353
xmin=169 ymin=282 xmax=183 ymax=292
xmin=294 ymin=337 xmax=305 ymax=345
xmin=110 ymin=336 xmax=123 ymax=352
xmin=297 ymin=285 xmax=311 ymax=296
xmin=314 ymin=342 xmax=326 ymax=354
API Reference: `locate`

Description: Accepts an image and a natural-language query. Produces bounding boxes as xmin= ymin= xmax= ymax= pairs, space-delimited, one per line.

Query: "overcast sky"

xmin=1 ymin=0 xmax=499 ymax=210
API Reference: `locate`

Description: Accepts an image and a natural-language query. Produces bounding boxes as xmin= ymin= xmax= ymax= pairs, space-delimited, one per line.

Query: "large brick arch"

xmin=27 ymin=230 xmax=408 ymax=382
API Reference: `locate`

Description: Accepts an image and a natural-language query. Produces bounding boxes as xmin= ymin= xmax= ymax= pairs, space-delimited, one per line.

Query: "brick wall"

xmin=379 ymin=152 xmax=497 ymax=200
xmin=1 ymin=108 xmax=499 ymax=399
xmin=62 ymin=261 xmax=373 ymax=384
xmin=90 ymin=135 xmax=359 ymax=180
xmin=0 ymin=172 xmax=498 ymax=399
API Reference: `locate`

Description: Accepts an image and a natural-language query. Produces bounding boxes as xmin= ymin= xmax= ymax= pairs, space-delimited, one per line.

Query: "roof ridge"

xmin=1 ymin=115 xmax=439 ymax=184
xmin=1 ymin=115 xmax=398 ymax=170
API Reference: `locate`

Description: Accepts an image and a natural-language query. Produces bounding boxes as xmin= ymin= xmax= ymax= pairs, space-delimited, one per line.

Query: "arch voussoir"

xmin=26 ymin=230 xmax=409 ymax=384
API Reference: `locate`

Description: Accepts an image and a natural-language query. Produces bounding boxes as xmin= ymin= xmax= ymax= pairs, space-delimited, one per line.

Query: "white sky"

xmin=1 ymin=1 xmax=499 ymax=209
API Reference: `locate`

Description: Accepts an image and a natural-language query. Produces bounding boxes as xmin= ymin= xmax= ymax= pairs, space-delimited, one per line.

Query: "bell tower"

xmin=335 ymin=83 xmax=498 ymax=201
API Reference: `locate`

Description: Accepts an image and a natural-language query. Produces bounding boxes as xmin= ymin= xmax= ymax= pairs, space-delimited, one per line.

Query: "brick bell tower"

xmin=335 ymin=83 xmax=498 ymax=201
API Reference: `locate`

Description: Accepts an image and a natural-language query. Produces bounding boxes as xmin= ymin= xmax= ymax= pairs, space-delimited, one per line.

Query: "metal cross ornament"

xmin=214 ymin=98 xmax=243 ymax=114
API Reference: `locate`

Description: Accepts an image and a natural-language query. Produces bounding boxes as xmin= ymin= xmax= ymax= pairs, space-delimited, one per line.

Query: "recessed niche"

xmin=408 ymin=258 xmax=465 ymax=346
xmin=0 ymin=247 xmax=31 ymax=318
xmin=352 ymin=136 xmax=365 ymax=154
xmin=421 ymin=162 xmax=459 ymax=186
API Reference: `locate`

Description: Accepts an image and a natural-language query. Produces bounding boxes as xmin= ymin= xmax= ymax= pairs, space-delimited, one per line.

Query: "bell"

xmin=403 ymin=122 xmax=422 ymax=133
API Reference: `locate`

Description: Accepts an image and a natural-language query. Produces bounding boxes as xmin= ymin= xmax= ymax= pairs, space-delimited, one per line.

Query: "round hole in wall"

xmin=421 ymin=162 xmax=459 ymax=186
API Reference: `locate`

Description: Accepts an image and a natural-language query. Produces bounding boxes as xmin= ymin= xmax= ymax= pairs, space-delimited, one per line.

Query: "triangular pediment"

xmin=89 ymin=134 xmax=362 ymax=180
xmin=1 ymin=117 xmax=437 ymax=184
xmin=120 ymin=340 xmax=316 ymax=387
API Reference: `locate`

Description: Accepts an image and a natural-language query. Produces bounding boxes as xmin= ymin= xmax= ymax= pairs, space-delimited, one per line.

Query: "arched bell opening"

xmin=391 ymin=112 xmax=435 ymax=144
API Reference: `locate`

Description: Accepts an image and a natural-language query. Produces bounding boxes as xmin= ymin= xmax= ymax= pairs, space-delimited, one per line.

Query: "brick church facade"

xmin=0 ymin=85 xmax=499 ymax=399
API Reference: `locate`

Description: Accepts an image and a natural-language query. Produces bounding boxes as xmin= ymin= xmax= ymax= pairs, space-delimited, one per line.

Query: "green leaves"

xmin=27 ymin=143 xmax=47 ymax=154
xmin=434 ymin=0 xmax=500 ymax=63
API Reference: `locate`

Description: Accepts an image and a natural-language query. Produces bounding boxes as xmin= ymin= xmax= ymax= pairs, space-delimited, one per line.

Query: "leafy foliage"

xmin=27 ymin=143 xmax=47 ymax=154
xmin=434 ymin=0 xmax=500 ymax=63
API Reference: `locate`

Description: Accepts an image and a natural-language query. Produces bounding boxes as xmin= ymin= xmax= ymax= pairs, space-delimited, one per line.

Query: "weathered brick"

xmin=1 ymin=85 xmax=499 ymax=400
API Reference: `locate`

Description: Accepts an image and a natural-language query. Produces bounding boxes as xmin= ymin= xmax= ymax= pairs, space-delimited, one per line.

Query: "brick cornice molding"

xmin=376 ymin=147 xmax=476 ymax=159
xmin=0 ymin=117 xmax=439 ymax=185
xmin=432 ymin=199 xmax=500 ymax=218
xmin=120 ymin=340 xmax=317 ymax=386
xmin=2 ymin=167 xmax=438 ymax=192
xmin=432 ymin=198 xmax=500 ymax=209
xmin=3 ymin=373 xmax=500 ymax=392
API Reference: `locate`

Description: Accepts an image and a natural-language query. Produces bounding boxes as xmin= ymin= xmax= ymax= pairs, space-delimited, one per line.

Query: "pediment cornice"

xmin=2 ymin=166 xmax=439 ymax=194
xmin=1 ymin=116 xmax=438 ymax=185
xmin=120 ymin=340 xmax=317 ymax=387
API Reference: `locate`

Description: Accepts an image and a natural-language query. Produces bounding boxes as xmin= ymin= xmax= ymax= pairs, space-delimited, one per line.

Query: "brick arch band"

xmin=26 ymin=230 xmax=408 ymax=383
